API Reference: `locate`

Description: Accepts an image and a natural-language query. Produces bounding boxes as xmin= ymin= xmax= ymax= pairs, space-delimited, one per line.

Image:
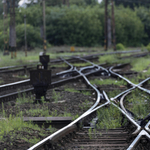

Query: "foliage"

xmin=127 ymin=89 xmax=150 ymax=119
xmin=16 ymin=93 xmax=33 ymax=104
xmin=0 ymin=3 xmax=149 ymax=50
xmin=115 ymin=6 xmax=145 ymax=46
xmin=131 ymin=57 xmax=150 ymax=72
xmin=135 ymin=6 xmax=150 ymax=45
xmin=97 ymin=104 xmax=122 ymax=129
xmin=116 ymin=43 xmax=125 ymax=50
xmin=90 ymin=78 xmax=127 ymax=86
xmin=70 ymin=0 xmax=98 ymax=6
xmin=52 ymin=89 xmax=61 ymax=103
xmin=146 ymin=43 xmax=150 ymax=51
xmin=16 ymin=23 xmax=42 ymax=48
xmin=65 ymin=88 xmax=80 ymax=93
xmin=46 ymin=5 xmax=102 ymax=46
xmin=99 ymin=55 xmax=117 ymax=64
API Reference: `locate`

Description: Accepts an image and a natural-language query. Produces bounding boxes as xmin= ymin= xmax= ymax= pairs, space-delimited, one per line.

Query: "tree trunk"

xmin=9 ymin=0 xmax=16 ymax=49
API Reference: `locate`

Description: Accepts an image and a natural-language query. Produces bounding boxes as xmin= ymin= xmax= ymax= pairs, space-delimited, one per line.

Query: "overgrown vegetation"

xmin=116 ymin=43 xmax=125 ymax=50
xmin=90 ymin=78 xmax=127 ymax=86
xmin=126 ymin=89 xmax=150 ymax=119
xmin=0 ymin=104 xmax=57 ymax=146
xmin=96 ymin=104 xmax=123 ymax=129
xmin=0 ymin=2 xmax=149 ymax=50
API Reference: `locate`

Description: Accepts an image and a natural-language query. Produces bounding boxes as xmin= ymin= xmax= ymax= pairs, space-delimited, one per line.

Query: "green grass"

xmin=99 ymin=55 xmax=117 ymax=64
xmin=24 ymin=107 xmax=49 ymax=117
xmin=65 ymin=88 xmax=80 ymax=93
xmin=126 ymin=89 xmax=150 ymax=119
xmin=73 ymin=62 xmax=91 ymax=67
xmin=107 ymin=90 xmax=122 ymax=98
xmin=79 ymin=99 xmax=92 ymax=111
xmin=16 ymin=93 xmax=33 ymax=104
xmin=90 ymin=78 xmax=127 ymax=86
xmin=52 ymin=89 xmax=61 ymax=103
xmin=131 ymin=57 xmax=150 ymax=72
xmin=97 ymin=104 xmax=123 ymax=129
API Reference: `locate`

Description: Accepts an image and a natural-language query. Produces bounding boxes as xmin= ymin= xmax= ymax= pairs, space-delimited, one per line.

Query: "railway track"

xmin=1 ymin=51 xmax=150 ymax=149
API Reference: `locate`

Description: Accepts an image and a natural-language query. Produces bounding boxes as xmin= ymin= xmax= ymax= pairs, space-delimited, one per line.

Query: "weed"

xmin=73 ymin=114 xmax=79 ymax=120
xmin=79 ymin=99 xmax=91 ymax=111
xmin=99 ymin=55 xmax=117 ymax=64
xmin=51 ymin=109 xmax=58 ymax=116
xmin=65 ymin=88 xmax=80 ymax=93
xmin=52 ymin=89 xmax=61 ymax=103
xmin=127 ymin=89 xmax=150 ymax=119
xmin=73 ymin=62 xmax=91 ymax=67
xmin=16 ymin=93 xmax=33 ymax=104
xmin=81 ymin=91 xmax=92 ymax=96
xmin=107 ymin=89 xmax=122 ymax=98
xmin=96 ymin=104 xmax=122 ymax=130
xmin=25 ymin=106 xmax=49 ymax=117
xmin=131 ymin=57 xmax=150 ymax=73
xmin=88 ymin=128 xmax=92 ymax=139
xmin=90 ymin=78 xmax=127 ymax=86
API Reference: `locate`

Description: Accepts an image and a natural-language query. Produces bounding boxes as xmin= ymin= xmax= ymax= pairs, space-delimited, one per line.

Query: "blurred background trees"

xmin=0 ymin=0 xmax=150 ymax=50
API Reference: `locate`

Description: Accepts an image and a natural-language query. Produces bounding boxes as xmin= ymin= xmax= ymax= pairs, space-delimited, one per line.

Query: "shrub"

xmin=116 ymin=43 xmax=125 ymax=50
xmin=115 ymin=6 xmax=145 ymax=46
xmin=146 ymin=43 xmax=150 ymax=52
xmin=46 ymin=5 xmax=102 ymax=46
xmin=16 ymin=24 xmax=42 ymax=49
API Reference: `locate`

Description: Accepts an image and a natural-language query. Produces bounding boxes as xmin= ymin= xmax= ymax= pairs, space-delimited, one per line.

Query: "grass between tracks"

xmin=0 ymin=103 xmax=57 ymax=146
xmin=1 ymin=46 xmax=150 ymax=146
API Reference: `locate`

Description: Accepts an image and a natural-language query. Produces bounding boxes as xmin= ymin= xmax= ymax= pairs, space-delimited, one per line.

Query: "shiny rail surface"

xmin=109 ymin=65 xmax=150 ymax=149
xmin=28 ymin=57 xmax=150 ymax=150
xmin=1 ymin=53 xmax=150 ymax=149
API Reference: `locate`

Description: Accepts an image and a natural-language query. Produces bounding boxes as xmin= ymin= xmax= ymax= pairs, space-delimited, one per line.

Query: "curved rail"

xmin=28 ymin=59 xmax=109 ymax=150
xmin=28 ymin=58 xmax=149 ymax=150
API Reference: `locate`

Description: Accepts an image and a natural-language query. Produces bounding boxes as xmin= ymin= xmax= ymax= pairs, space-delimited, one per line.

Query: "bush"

xmin=16 ymin=24 xmax=42 ymax=49
xmin=15 ymin=5 xmax=145 ymax=47
xmin=115 ymin=6 xmax=145 ymax=46
xmin=46 ymin=5 xmax=102 ymax=46
xmin=146 ymin=43 xmax=150 ymax=52
xmin=116 ymin=43 xmax=125 ymax=50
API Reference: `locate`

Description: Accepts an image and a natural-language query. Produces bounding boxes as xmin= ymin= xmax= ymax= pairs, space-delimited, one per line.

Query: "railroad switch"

xmin=39 ymin=55 xmax=50 ymax=70
xmin=30 ymin=69 xmax=51 ymax=103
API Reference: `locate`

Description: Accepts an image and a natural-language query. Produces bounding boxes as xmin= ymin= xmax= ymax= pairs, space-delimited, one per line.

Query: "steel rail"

xmin=62 ymin=49 xmax=144 ymax=59
xmin=28 ymin=91 xmax=109 ymax=150
xmin=74 ymin=56 xmax=110 ymax=76
xmin=0 ymin=63 xmax=38 ymax=71
xmin=0 ymin=66 xmax=107 ymax=103
xmin=120 ymin=91 xmax=131 ymax=116
xmin=56 ymin=57 xmax=74 ymax=75
xmin=119 ymin=91 xmax=150 ymax=149
xmin=57 ymin=57 xmax=106 ymax=114
xmin=28 ymin=62 xmax=107 ymax=150
xmin=110 ymin=66 xmax=150 ymax=101
xmin=145 ymin=121 xmax=150 ymax=133
xmin=127 ymin=130 xmax=150 ymax=150
xmin=110 ymin=100 xmax=141 ymax=135
xmin=28 ymin=61 xmax=143 ymax=150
